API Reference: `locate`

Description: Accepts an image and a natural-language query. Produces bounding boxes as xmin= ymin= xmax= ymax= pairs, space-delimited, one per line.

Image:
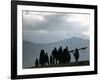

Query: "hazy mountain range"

xmin=23 ymin=37 xmax=90 ymax=68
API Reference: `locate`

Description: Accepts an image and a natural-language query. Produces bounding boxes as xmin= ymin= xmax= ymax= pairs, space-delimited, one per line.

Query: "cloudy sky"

xmin=22 ymin=11 xmax=90 ymax=43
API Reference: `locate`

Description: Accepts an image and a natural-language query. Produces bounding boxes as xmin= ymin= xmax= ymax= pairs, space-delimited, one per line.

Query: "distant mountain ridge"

xmin=23 ymin=37 xmax=90 ymax=68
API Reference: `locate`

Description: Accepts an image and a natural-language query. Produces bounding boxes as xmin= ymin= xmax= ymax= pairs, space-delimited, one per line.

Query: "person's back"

xmin=74 ymin=48 xmax=79 ymax=62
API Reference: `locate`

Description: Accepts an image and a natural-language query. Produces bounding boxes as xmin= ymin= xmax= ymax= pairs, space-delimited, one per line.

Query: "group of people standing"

xmin=35 ymin=46 xmax=79 ymax=67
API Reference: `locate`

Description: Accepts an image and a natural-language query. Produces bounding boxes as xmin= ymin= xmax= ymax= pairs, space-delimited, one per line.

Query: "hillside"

xmin=23 ymin=37 xmax=90 ymax=68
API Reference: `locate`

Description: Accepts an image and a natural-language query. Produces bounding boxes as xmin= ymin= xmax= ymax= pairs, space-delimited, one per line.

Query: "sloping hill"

xmin=23 ymin=37 xmax=89 ymax=68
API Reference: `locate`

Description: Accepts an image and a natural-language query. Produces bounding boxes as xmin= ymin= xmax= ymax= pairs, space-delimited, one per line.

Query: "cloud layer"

xmin=23 ymin=11 xmax=90 ymax=43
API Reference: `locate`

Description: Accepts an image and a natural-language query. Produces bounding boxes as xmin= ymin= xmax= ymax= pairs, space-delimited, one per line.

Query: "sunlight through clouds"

xmin=64 ymin=14 xmax=90 ymax=26
xmin=23 ymin=13 xmax=46 ymax=21
xmin=82 ymin=32 xmax=89 ymax=36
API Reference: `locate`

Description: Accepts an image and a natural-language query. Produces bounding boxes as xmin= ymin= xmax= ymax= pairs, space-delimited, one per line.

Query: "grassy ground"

xmin=26 ymin=60 xmax=89 ymax=69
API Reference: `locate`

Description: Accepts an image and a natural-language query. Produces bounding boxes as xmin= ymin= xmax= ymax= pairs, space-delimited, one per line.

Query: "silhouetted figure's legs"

xmin=35 ymin=58 xmax=38 ymax=67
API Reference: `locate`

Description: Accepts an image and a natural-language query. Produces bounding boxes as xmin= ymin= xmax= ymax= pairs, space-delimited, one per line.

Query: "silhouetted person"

xmin=45 ymin=52 xmax=49 ymax=65
xmin=62 ymin=49 xmax=68 ymax=63
xmin=54 ymin=48 xmax=58 ymax=64
xmin=35 ymin=58 xmax=38 ymax=67
xmin=50 ymin=55 xmax=53 ymax=64
xmin=58 ymin=46 xmax=63 ymax=64
xmin=74 ymin=48 xmax=79 ymax=62
xmin=39 ymin=49 xmax=45 ymax=66
xmin=52 ymin=47 xmax=58 ymax=64
xmin=66 ymin=47 xmax=71 ymax=63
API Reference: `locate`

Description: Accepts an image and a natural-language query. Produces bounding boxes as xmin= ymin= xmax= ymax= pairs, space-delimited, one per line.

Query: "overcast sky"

xmin=22 ymin=11 xmax=90 ymax=43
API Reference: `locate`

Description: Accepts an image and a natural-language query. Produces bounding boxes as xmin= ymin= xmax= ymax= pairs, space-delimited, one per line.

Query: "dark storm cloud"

xmin=23 ymin=14 xmax=71 ymax=31
xmin=23 ymin=11 xmax=90 ymax=43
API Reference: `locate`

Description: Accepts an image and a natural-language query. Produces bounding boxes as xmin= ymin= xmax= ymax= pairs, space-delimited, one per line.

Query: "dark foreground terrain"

xmin=26 ymin=61 xmax=89 ymax=69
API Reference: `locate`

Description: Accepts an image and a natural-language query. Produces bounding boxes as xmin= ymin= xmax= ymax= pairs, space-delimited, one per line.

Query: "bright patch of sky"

xmin=23 ymin=11 xmax=90 ymax=43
